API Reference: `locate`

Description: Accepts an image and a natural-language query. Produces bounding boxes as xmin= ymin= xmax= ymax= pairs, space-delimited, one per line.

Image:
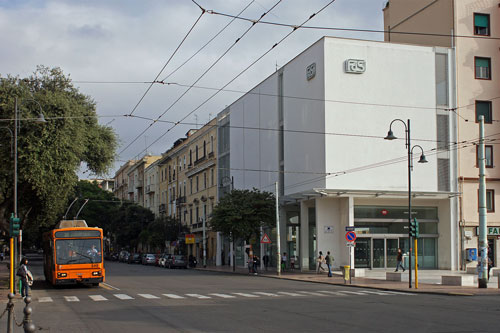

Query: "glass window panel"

xmin=476 ymin=101 xmax=492 ymax=123
xmin=354 ymin=206 xmax=438 ymax=220
xmin=485 ymin=146 xmax=493 ymax=167
xmin=474 ymin=14 xmax=489 ymax=28
xmin=476 ymin=58 xmax=490 ymax=67
xmin=435 ymin=54 xmax=448 ymax=105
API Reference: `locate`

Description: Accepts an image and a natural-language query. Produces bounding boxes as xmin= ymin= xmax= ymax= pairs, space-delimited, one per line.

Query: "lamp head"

xmin=418 ymin=154 xmax=428 ymax=163
xmin=35 ymin=113 xmax=47 ymax=123
xmin=384 ymin=130 xmax=397 ymax=140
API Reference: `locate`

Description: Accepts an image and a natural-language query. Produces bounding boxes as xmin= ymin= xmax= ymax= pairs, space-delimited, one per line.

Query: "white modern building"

xmin=217 ymin=36 xmax=459 ymax=271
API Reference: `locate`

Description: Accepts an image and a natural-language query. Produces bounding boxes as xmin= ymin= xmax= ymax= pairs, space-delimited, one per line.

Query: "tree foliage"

xmin=210 ymin=188 xmax=275 ymax=242
xmin=0 ymin=66 xmax=117 ymax=233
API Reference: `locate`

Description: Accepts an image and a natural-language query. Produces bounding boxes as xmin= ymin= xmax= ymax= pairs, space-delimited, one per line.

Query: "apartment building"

xmin=126 ymin=155 xmax=161 ymax=206
xmin=113 ymin=160 xmax=136 ymax=201
xmin=383 ymin=0 xmax=499 ymax=271
xmin=144 ymin=160 xmax=160 ymax=215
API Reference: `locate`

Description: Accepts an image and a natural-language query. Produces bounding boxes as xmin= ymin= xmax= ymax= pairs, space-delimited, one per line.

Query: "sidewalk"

xmin=195 ymin=265 xmax=500 ymax=296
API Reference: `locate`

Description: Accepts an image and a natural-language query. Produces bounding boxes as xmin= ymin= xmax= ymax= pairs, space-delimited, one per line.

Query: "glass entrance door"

xmin=386 ymin=239 xmax=399 ymax=268
xmin=354 ymin=238 xmax=371 ymax=268
xmin=373 ymin=239 xmax=385 ymax=268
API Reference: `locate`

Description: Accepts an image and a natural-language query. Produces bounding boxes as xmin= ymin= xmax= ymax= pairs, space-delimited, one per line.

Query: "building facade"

xmin=383 ymin=0 xmax=499 ymax=271
xmin=113 ymin=160 xmax=136 ymax=201
xmin=217 ymin=36 xmax=458 ymax=270
xmin=126 ymin=155 xmax=161 ymax=206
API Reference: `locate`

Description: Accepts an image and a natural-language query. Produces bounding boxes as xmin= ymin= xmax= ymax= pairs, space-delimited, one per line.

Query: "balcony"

xmin=159 ymin=204 xmax=166 ymax=213
xmin=146 ymin=185 xmax=154 ymax=194
xmin=194 ymin=155 xmax=206 ymax=166
xmin=176 ymin=196 xmax=186 ymax=205
xmin=128 ymin=184 xmax=134 ymax=193
xmin=135 ymin=179 xmax=144 ymax=189
xmin=208 ymin=151 xmax=214 ymax=158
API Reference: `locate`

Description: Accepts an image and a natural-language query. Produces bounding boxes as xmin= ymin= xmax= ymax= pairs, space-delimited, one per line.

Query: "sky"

xmin=0 ymin=0 xmax=386 ymax=178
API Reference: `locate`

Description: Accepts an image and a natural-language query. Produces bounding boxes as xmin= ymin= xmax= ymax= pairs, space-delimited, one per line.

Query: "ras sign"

xmin=344 ymin=59 xmax=366 ymax=74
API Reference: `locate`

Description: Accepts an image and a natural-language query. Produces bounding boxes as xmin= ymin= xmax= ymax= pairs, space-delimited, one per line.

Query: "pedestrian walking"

xmin=317 ymin=251 xmax=326 ymax=274
xmin=281 ymin=252 xmax=288 ymax=272
xmin=253 ymin=255 xmax=260 ymax=275
xmin=263 ymin=254 xmax=269 ymax=271
xmin=325 ymin=251 xmax=334 ymax=277
xmin=395 ymin=248 xmax=405 ymax=272
xmin=487 ymin=246 xmax=493 ymax=280
xmin=248 ymin=256 xmax=254 ymax=274
xmin=290 ymin=256 xmax=296 ymax=270
xmin=16 ymin=257 xmax=32 ymax=298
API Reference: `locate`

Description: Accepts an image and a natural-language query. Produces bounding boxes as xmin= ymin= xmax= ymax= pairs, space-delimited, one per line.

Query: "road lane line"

xmin=253 ymin=292 xmax=281 ymax=297
xmin=209 ymin=293 xmax=236 ymax=298
xmin=89 ymin=295 xmax=108 ymax=301
xmin=101 ymin=283 xmax=120 ymax=291
xmin=64 ymin=296 xmax=79 ymax=302
xmin=114 ymin=294 xmax=134 ymax=300
xmin=379 ymin=291 xmax=416 ymax=296
xmin=317 ymin=290 xmax=346 ymax=296
xmin=336 ymin=290 xmax=368 ymax=296
xmin=232 ymin=293 xmax=260 ymax=298
xmin=38 ymin=297 xmax=53 ymax=303
xmin=298 ymin=291 xmax=328 ymax=296
xmin=138 ymin=294 xmax=160 ymax=299
xmin=277 ymin=292 xmax=306 ymax=297
xmin=163 ymin=294 xmax=186 ymax=299
xmin=185 ymin=294 xmax=211 ymax=299
xmin=359 ymin=290 xmax=396 ymax=296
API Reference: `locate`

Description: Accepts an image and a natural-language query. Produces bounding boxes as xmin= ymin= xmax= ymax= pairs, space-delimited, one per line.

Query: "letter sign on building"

xmin=306 ymin=62 xmax=316 ymax=80
xmin=344 ymin=59 xmax=366 ymax=74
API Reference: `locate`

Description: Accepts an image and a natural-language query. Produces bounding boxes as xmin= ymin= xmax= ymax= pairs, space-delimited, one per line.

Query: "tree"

xmin=0 ymin=66 xmax=117 ymax=233
xmin=210 ymin=188 xmax=275 ymax=243
xmin=113 ymin=204 xmax=155 ymax=252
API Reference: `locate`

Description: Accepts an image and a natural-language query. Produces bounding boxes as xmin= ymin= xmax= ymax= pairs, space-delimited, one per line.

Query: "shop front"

xmin=353 ymin=206 xmax=439 ymax=269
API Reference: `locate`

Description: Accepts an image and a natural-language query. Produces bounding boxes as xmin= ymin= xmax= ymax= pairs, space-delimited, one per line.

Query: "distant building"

xmin=81 ymin=178 xmax=115 ymax=192
xmin=113 ymin=160 xmax=136 ymax=201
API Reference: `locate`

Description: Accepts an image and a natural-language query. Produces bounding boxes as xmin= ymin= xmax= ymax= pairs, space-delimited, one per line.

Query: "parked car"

xmin=119 ymin=251 xmax=130 ymax=262
xmin=167 ymin=254 xmax=188 ymax=269
xmin=128 ymin=253 xmax=142 ymax=264
xmin=142 ymin=253 xmax=156 ymax=265
xmin=159 ymin=254 xmax=171 ymax=268
xmin=110 ymin=252 xmax=119 ymax=261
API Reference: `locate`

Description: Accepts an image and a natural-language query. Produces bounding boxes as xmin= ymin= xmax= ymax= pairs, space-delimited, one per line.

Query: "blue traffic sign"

xmin=345 ymin=231 xmax=357 ymax=242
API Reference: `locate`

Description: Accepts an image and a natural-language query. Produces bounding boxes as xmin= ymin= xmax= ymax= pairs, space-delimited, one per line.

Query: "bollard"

xmin=23 ymin=296 xmax=36 ymax=333
xmin=7 ymin=292 xmax=14 ymax=333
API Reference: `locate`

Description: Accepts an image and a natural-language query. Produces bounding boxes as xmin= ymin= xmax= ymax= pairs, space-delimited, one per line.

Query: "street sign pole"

xmin=275 ymin=182 xmax=280 ymax=277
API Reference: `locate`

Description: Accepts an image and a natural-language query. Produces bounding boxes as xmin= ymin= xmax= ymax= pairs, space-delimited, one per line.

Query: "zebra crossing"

xmin=35 ymin=289 xmax=414 ymax=303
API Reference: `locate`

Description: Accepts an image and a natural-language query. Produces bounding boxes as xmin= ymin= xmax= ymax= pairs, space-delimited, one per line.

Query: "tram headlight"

xmin=57 ymin=272 xmax=67 ymax=277
xmin=92 ymin=271 xmax=101 ymax=276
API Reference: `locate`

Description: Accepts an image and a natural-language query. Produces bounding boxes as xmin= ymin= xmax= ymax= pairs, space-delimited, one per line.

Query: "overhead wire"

xmin=118 ymin=0 xmax=284 ymax=157
xmin=128 ymin=0 xmax=339 ymax=160
xmin=128 ymin=0 xmax=206 ymax=117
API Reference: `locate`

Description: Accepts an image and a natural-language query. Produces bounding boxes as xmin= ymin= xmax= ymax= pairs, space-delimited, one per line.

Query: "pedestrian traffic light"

xmin=409 ymin=218 xmax=419 ymax=238
xmin=9 ymin=214 xmax=20 ymax=237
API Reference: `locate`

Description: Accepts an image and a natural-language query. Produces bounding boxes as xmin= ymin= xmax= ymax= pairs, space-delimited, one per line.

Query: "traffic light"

xmin=409 ymin=218 xmax=419 ymax=238
xmin=9 ymin=213 xmax=20 ymax=237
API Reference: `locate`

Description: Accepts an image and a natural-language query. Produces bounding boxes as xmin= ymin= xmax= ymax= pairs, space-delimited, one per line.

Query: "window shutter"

xmin=474 ymin=14 xmax=489 ymax=28
xmin=476 ymin=58 xmax=489 ymax=68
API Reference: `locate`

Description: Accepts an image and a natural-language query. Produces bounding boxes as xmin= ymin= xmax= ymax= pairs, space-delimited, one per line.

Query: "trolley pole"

xmin=275 ymin=182 xmax=280 ymax=276
xmin=478 ymin=115 xmax=488 ymax=288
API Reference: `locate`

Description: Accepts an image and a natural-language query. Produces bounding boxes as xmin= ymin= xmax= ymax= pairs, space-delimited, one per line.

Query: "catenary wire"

xmin=118 ymin=0 xmax=284 ymax=157
xmin=128 ymin=1 xmax=206 ymax=117
xmin=128 ymin=0 xmax=339 ymax=160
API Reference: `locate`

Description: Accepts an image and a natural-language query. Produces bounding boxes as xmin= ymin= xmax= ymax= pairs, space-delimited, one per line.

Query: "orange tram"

xmin=43 ymin=220 xmax=105 ymax=286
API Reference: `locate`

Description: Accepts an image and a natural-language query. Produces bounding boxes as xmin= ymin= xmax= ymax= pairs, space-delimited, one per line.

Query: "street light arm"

xmin=385 ymin=119 xmax=408 ymax=148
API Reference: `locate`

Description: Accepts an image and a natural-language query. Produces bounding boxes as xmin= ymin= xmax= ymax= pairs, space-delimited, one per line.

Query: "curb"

xmin=194 ymin=267 xmax=493 ymax=296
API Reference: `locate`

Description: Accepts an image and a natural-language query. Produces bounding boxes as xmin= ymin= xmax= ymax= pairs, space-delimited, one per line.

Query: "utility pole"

xmin=478 ymin=115 xmax=488 ymax=288
xmin=275 ymin=182 xmax=280 ymax=276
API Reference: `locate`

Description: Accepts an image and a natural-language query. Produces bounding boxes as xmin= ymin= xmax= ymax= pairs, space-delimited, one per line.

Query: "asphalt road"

xmin=15 ymin=257 xmax=500 ymax=332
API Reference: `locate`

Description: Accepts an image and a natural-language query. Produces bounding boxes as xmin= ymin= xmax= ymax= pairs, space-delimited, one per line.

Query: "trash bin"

xmin=342 ymin=265 xmax=350 ymax=283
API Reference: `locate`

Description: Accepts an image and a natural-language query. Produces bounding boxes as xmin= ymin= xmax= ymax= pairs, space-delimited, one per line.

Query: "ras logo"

xmin=344 ymin=59 xmax=366 ymax=74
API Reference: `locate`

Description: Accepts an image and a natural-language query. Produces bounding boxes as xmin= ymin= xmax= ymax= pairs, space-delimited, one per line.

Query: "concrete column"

xmin=216 ymin=232 xmax=222 ymax=266
xmin=300 ymin=201 xmax=310 ymax=271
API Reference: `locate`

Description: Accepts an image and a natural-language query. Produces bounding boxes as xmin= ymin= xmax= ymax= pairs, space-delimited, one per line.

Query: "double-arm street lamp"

xmin=385 ymin=118 xmax=427 ymax=288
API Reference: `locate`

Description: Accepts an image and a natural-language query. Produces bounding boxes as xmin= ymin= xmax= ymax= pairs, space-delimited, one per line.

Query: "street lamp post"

xmin=219 ymin=176 xmax=234 ymax=271
xmin=385 ymin=119 xmax=427 ymax=288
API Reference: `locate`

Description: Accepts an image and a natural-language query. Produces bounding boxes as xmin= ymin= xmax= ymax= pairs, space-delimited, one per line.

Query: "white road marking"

xmin=89 ymin=295 xmax=108 ymax=301
xmin=64 ymin=296 xmax=79 ymax=302
xmin=102 ymin=283 xmax=120 ymax=290
xmin=38 ymin=297 xmax=53 ymax=303
xmin=277 ymin=292 xmax=305 ymax=297
xmin=336 ymin=290 xmax=368 ymax=296
xmin=114 ymin=294 xmax=134 ymax=300
xmin=209 ymin=293 xmax=236 ymax=298
xmin=253 ymin=292 xmax=281 ymax=297
xmin=317 ymin=291 xmax=345 ymax=296
xmin=379 ymin=291 xmax=415 ymax=296
xmin=298 ymin=291 xmax=328 ymax=296
xmin=186 ymin=294 xmax=211 ymax=299
xmin=232 ymin=293 xmax=260 ymax=298
xmin=138 ymin=294 xmax=160 ymax=299
xmin=359 ymin=290 xmax=395 ymax=296
xmin=163 ymin=294 xmax=186 ymax=299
